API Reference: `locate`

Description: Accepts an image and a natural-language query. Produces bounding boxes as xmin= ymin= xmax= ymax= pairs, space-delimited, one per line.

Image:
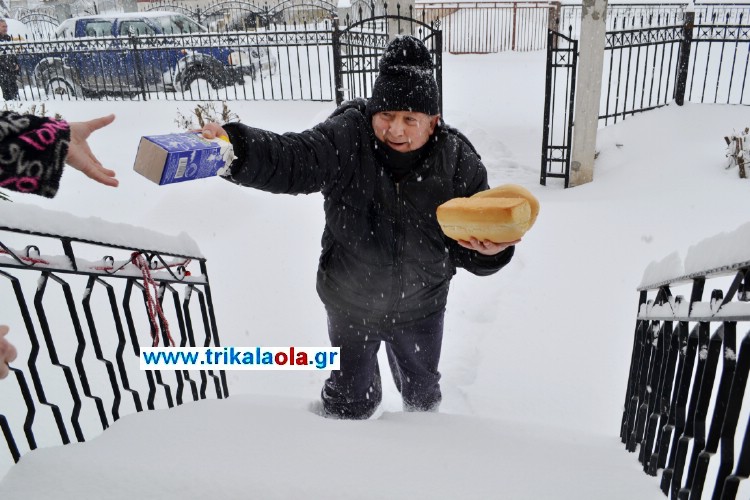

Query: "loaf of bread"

xmin=436 ymin=184 xmax=540 ymax=243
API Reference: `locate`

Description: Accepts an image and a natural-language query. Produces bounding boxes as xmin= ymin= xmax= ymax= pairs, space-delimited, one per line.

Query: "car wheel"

xmin=45 ymin=77 xmax=80 ymax=97
xmin=180 ymin=70 xmax=220 ymax=91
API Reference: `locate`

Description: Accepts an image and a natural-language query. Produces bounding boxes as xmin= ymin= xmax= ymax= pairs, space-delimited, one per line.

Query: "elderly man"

xmin=201 ymin=35 xmax=519 ymax=419
xmin=0 ymin=19 xmax=19 ymax=100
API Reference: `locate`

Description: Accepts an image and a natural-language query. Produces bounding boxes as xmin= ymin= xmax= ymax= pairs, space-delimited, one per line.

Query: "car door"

xmin=117 ymin=19 xmax=161 ymax=91
xmin=76 ymin=19 xmax=130 ymax=92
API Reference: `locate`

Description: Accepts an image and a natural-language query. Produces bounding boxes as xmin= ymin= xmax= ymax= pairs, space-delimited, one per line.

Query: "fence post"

xmin=129 ymin=35 xmax=148 ymax=101
xmin=548 ymin=1 xmax=561 ymax=49
xmin=435 ymin=27 xmax=443 ymax=115
xmin=673 ymin=9 xmax=695 ymax=106
xmin=512 ymin=2 xmax=518 ymax=51
xmin=332 ymin=17 xmax=344 ymax=106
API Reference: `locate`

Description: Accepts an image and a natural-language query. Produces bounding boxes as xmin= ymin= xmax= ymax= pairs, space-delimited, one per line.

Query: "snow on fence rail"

xmin=0 ymin=203 xmax=228 ymax=478
xmin=622 ymin=222 xmax=750 ymax=499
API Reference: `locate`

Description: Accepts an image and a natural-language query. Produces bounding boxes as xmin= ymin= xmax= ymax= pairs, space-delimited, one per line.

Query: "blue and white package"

xmin=133 ymin=132 xmax=235 ymax=185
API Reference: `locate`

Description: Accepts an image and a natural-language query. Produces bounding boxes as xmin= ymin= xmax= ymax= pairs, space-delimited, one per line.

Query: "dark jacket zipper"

xmin=390 ymin=180 xmax=404 ymax=312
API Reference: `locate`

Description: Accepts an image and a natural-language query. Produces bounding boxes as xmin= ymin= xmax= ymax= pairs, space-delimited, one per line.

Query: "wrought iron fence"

xmin=333 ymin=6 xmax=442 ymax=107
xmin=541 ymin=11 xmax=750 ymax=186
xmin=684 ymin=13 xmax=750 ymax=106
xmin=540 ymin=28 xmax=576 ymax=187
xmin=416 ymin=1 xmax=557 ymax=53
xmin=601 ymin=12 xmax=750 ymax=125
xmin=0 ymin=208 xmax=227 ymax=476
xmin=622 ymin=255 xmax=750 ymax=498
xmin=0 ymin=7 xmax=441 ymax=105
xmin=600 ymin=25 xmax=684 ymax=125
xmin=12 ymin=11 xmax=60 ymax=39
xmin=4 ymin=22 xmax=337 ymax=102
xmin=407 ymin=1 xmax=750 ymax=54
xmin=558 ymin=3 xmax=750 ymax=38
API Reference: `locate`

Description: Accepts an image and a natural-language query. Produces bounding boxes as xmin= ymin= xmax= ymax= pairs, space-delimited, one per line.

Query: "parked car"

xmin=21 ymin=11 xmax=276 ymax=97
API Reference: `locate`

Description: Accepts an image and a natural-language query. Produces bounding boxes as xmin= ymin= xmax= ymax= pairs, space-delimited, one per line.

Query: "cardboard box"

xmin=133 ymin=132 xmax=234 ymax=185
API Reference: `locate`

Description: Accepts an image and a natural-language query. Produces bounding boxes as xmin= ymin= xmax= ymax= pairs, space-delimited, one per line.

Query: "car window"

xmin=154 ymin=15 xmax=205 ymax=34
xmin=119 ymin=20 xmax=155 ymax=36
xmin=81 ymin=20 xmax=113 ymax=37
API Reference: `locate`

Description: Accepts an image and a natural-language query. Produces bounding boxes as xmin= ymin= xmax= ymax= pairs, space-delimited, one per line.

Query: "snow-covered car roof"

xmin=55 ymin=11 xmax=209 ymax=37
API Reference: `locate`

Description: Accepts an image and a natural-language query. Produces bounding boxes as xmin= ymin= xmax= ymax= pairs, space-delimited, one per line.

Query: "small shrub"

xmin=725 ymin=128 xmax=748 ymax=179
xmin=175 ymin=101 xmax=240 ymax=130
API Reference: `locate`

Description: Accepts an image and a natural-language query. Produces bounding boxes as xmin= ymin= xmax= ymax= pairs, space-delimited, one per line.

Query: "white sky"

xmin=1 ymin=49 xmax=749 ymax=499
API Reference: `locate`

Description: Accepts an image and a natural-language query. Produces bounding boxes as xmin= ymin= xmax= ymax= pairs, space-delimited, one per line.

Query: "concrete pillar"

xmin=569 ymin=0 xmax=607 ymax=187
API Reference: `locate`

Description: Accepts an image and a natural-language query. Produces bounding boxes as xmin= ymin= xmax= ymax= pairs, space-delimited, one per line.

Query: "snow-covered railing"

xmin=0 ymin=203 xmax=228 ymax=475
xmin=622 ymin=222 xmax=750 ymax=499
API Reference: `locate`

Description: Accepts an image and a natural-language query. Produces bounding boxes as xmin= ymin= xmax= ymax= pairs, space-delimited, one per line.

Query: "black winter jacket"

xmin=0 ymin=34 xmax=19 ymax=75
xmin=222 ymin=99 xmax=514 ymax=323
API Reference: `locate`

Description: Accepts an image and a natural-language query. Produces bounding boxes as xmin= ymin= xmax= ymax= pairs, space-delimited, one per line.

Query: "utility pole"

xmin=569 ymin=0 xmax=607 ymax=187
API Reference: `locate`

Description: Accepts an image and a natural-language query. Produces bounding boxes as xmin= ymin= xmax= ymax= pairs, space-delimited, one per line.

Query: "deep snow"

xmin=0 ymin=50 xmax=749 ymax=498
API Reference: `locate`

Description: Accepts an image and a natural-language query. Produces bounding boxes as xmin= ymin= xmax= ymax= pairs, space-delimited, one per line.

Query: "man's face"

xmin=0 ymin=22 xmax=8 ymax=36
xmin=371 ymin=111 xmax=439 ymax=153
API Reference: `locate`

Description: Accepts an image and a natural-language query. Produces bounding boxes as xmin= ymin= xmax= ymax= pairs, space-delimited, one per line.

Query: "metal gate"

xmin=540 ymin=11 xmax=750 ymax=187
xmin=332 ymin=7 xmax=443 ymax=111
xmin=14 ymin=11 xmax=58 ymax=38
xmin=540 ymin=29 xmax=577 ymax=187
xmin=417 ymin=1 xmax=558 ymax=54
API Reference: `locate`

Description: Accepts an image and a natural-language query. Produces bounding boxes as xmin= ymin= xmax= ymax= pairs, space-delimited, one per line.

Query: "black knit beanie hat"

xmin=366 ymin=35 xmax=440 ymax=116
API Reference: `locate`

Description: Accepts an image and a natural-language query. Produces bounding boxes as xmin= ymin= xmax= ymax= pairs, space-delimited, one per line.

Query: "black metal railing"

xmin=333 ymin=6 xmax=442 ymax=109
xmin=600 ymin=24 xmax=684 ymax=125
xmin=4 ymin=23 xmax=337 ymax=102
xmin=0 ymin=6 xmax=442 ymax=104
xmin=601 ymin=12 xmax=750 ymax=125
xmin=416 ymin=1 xmax=557 ymax=54
xmin=622 ymin=252 xmax=750 ymax=499
xmin=541 ymin=10 xmax=750 ymax=186
xmin=540 ymin=28 xmax=577 ymax=187
xmin=0 ymin=211 xmax=227 ymax=476
xmin=559 ymin=3 xmax=750 ymax=39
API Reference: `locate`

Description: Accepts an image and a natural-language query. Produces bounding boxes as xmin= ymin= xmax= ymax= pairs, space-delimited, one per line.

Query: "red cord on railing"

xmin=2 ymin=247 xmax=182 ymax=347
xmin=0 ymin=249 xmax=50 ymax=265
xmin=131 ymin=252 xmax=175 ymax=347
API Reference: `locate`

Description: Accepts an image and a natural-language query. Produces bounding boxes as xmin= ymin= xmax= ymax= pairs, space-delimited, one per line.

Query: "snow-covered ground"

xmin=1 ymin=50 xmax=749 ymax=498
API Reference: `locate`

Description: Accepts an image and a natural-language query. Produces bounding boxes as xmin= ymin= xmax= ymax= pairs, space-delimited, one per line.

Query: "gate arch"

xmin=15 ymin=11 xmax=58 ymax=38
xmin=333 ymin=8 xmax=442 ymax=110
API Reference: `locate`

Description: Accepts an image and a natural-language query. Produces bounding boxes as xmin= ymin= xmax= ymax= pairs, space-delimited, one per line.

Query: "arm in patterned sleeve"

xmin=0 ymin=111 xmax=70 ymax=198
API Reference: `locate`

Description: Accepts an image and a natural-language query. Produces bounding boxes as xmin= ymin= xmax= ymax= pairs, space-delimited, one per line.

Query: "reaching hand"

xmin=0 ymin=325 xmax=17 ymax=380
xmin=66 ymin=114 xmax=118 ymax=188
xmin=199 ymin=122 xmax=229 ymax=141
xmin=458 ymin=237 xmax=520 ymax=256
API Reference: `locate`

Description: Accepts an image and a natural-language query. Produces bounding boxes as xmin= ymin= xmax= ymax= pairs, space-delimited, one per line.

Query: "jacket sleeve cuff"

xmin=464 ymin=245 xmax=515 ymax=276
xmin=221 ymin=122 xmax=249 ymax=178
